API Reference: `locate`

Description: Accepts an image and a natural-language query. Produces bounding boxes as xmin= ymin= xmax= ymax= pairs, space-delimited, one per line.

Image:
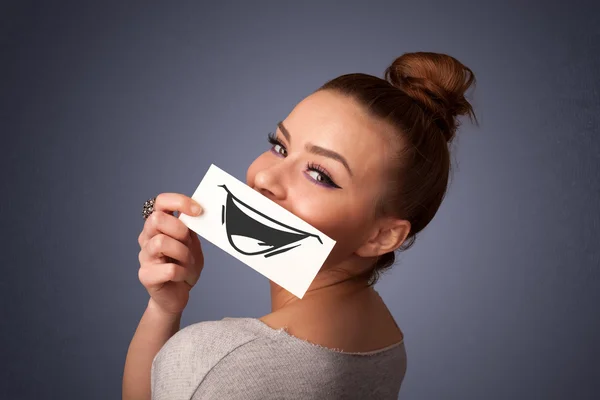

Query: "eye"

xmin=306 ymin=163 xmax=341 ymax=189
xmin=306 ymin=170 xmax=327 ymax=183
xmin=267 ymin=132 xmax=287 ymax=157
xmin=273 ymin=143 xmax=287 ymax=157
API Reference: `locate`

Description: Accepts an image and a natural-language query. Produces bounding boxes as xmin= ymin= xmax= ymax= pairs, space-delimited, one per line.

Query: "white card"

xmin=179 ymin=164 xmax=336 ymax=299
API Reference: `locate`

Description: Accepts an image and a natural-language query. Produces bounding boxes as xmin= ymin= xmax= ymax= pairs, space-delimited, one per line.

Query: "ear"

xmin=355 ymin=219 xmax=411 ymax=258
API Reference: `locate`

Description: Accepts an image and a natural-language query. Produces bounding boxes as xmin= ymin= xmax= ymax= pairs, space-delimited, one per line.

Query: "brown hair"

xmin=318 ymin=52 xmax=477 ymax=285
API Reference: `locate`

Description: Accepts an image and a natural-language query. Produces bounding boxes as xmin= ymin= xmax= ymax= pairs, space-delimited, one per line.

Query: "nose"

xmin=253 ymin=165 xmax=287 ymax=201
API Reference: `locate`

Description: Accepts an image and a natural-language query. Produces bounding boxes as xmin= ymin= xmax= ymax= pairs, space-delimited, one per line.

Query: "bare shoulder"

xmin=260 ymin=290 xmax=403 ymax=353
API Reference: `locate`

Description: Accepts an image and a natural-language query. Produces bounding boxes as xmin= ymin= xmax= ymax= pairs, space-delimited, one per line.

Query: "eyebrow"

xmin=277 ymin=121 xmax=353 ymax=177
xmin=277 ymin=121 xmax=292 ymax=143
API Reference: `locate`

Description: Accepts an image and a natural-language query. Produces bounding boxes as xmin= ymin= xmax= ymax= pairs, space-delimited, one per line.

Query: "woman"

xmin=123 ymin=51 xmax=477 ymax=400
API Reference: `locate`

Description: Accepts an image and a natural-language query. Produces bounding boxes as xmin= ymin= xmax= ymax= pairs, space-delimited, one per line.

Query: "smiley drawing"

xmin=219 ymin=185 xmax=323 ymax=258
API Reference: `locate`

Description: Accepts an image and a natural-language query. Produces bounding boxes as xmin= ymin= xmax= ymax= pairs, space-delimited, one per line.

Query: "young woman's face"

xmin=246 ymin=90 xmax=397 ymax=265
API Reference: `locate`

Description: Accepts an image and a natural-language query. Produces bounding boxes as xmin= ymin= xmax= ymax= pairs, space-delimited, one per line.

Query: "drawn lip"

xmin=219 ymin=185 xmax=322 ymax=258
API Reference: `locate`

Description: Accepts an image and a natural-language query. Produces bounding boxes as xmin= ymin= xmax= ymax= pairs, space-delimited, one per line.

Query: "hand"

xmin=137 ymin=193 xmax=204 ymax=316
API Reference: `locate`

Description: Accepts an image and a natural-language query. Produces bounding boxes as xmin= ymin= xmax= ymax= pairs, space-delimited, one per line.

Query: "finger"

xmin=139 ymin=234 xmax=194 ymax=265
xmin=154 ymin=193 xmax=203 ymax=219
xmin=185 ymin=231 xmax=204 ymax=276
xmin=189 ymin=230 xmax=201 ymax=251
xmin=138 ymin=211 xmax=191 ymax=248
xmin=138 ymin=263 xmax=195 ymax=288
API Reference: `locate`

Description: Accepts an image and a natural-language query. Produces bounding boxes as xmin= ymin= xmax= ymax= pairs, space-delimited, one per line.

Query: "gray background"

xmin=1 ymin=1 xmax=599 ymax=399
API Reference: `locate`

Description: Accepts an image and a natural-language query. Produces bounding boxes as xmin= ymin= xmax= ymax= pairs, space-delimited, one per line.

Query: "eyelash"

xmin=266 ymin=132 xmax=341 ymax=189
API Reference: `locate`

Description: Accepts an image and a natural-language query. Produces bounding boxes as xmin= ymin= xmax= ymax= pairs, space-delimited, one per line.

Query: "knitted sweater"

xmin=151 ymin=317 xmax=407 ymax=399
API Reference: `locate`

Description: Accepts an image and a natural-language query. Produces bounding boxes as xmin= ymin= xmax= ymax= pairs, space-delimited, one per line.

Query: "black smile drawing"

xmin=219 ymin=185 xmax=323 ymax=258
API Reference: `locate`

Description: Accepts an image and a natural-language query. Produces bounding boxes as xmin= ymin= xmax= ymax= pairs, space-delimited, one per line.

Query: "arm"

xmin=122 ymin=298 xmax=182 ymax=400
xmin=124 ymin=193 xmax=204 ymax=400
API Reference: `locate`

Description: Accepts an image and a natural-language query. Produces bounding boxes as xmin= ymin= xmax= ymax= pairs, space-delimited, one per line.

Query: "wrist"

xmin=147 ymin=298 xmax=183 ymax=322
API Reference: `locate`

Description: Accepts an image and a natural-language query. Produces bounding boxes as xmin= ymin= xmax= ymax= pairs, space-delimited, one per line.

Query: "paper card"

xmin=179 ymin=164 xmax=336 ymax=299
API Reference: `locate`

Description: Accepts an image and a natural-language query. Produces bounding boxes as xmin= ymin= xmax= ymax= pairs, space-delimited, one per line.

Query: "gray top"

xmin=151 ymin=317 xmax=407 ymax=400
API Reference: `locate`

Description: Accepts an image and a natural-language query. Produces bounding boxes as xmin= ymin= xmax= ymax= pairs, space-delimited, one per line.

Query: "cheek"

xmin=292 ymin=195 xmax=370 ymax=252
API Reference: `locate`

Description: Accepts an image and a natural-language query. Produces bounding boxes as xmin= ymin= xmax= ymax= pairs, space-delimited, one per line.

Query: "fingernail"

xmin=191 ymin=204 xmax=202 ymax=215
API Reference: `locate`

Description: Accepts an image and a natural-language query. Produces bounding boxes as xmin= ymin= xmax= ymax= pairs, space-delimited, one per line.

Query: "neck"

xmin=268 ymin=259 xmax=374 ymax=313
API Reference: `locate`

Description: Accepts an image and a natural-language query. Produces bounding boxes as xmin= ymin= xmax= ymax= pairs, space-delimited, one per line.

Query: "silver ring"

xmin=142 ymin=197 xmax=157 ymax=220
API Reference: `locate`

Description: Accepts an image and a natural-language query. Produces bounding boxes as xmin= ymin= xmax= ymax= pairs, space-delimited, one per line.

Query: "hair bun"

xmin=384 ymin=52 xmax=477 ymax=142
